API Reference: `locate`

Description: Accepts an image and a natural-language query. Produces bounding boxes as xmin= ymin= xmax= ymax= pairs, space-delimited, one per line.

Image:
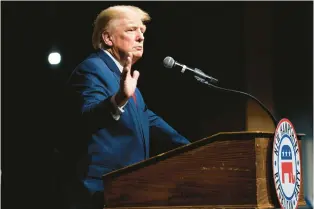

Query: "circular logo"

xmin=272 ymin=118 xmax=302 ymax=209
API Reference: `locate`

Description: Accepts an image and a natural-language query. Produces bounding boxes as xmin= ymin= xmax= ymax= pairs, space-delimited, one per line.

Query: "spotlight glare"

xmin=48 ymin=52 xmax=61 ymax=65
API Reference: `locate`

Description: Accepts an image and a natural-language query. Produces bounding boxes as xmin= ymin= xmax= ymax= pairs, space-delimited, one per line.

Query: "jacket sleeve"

xmin=67 ymin=61 xmax=118 ymax=131
xmin=147 ymin=108 xmax=190 ymax=147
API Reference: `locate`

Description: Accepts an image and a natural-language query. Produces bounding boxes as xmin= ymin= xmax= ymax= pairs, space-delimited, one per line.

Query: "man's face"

xmin=106 ymin=11 xmax=146 ymax=64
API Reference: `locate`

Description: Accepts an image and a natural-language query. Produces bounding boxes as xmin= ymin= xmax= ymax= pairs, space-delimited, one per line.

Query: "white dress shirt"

xmin=103 ymin=49 xmax=128 ymax=121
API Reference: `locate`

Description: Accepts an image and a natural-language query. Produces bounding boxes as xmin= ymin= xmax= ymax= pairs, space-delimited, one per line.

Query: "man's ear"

xmin=102 ymin=32 xmax=113 ymax=47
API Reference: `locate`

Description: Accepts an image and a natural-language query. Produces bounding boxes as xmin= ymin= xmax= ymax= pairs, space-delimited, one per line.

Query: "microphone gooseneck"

xmin=163 ymin=56 xmax=278 ymax=128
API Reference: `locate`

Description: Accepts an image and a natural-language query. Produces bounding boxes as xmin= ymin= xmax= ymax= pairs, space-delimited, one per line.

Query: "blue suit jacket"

xmin=66 ymin=49 xmax=190 ymax=194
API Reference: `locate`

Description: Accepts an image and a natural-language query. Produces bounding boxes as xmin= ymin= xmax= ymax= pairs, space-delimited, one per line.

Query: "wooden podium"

xmin=102 ymin=131 xmax=306 ymax=209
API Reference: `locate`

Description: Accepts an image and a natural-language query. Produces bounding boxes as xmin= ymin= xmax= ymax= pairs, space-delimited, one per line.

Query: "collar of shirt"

xmin=102 ymin=49 xmax=123 ymax=73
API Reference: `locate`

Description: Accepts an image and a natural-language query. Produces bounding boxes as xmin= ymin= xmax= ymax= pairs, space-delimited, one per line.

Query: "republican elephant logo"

xmin=272 ymin=119 xmax=302 ymax=209
xmin=280 ymin=145 xmax=295 ymax=184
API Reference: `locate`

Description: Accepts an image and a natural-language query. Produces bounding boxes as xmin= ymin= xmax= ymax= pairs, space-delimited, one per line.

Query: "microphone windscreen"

xmin=163 ymin=56 xmax=175 ymax=68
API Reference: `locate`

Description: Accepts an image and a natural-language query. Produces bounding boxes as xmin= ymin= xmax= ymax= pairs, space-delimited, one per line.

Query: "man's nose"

xmin=137 ymin=31 xmax=144 ymax=42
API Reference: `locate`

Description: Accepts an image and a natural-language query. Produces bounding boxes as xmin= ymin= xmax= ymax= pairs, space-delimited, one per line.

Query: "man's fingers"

xmin=121 ymin=55 xmax=132 ymax=77
xmin=125 ymin=56 xmax=132 ymax=70
xmin=132 ymin=70 xmax=140 ymax=81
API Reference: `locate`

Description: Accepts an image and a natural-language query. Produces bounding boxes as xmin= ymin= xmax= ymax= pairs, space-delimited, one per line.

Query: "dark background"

xmin=2 ymin=1 xmax=313 ymax=209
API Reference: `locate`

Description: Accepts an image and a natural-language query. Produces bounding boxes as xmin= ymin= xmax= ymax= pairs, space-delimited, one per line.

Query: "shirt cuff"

xmin=110 ymin=94 xmax=128 ymax=120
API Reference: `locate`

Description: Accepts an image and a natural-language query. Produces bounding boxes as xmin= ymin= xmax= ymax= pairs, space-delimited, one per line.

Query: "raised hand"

xmin=115 ymin=52 xmax=140 ymax=107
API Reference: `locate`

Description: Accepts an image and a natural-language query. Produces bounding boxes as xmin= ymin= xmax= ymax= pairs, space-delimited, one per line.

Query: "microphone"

xmin=162 ymin=56 xmax=278 ymax=128
xmin=163 ymin=56 xmax=219 ymax=84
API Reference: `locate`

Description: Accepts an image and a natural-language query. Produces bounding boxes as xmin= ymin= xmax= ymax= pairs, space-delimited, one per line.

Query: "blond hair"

xmin=92 ymin=5 xmax=151 ymax=50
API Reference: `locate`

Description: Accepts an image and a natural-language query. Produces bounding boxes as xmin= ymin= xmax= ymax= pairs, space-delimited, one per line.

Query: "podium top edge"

xmin=102 ymin=131 xmax=305 ymax=180
xmin=208 ymin=131 xmax=305 ymax=136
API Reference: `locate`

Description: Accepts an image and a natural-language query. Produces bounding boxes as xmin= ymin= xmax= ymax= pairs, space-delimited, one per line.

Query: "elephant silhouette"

xmin=281 ymin=145 xmax=295 ymax=184
xmin=281 ymin=162 xmax=295 ymax=183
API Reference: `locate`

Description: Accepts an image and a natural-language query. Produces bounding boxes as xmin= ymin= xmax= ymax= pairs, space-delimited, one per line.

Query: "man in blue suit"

xmin=63 ymin=5 xmax=190 ymax=209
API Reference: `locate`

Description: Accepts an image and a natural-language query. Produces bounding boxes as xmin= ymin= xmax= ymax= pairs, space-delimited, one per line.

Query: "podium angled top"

xmin=102 ymin=131 xmax=306 ymax=208
xmin=102 ymin=131 xmax=304 ymax=180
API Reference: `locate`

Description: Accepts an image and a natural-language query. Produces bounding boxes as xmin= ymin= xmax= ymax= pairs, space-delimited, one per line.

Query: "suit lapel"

xmin=96 ymin=49 xmax=121 ymax=78
xmin=96 ymin=49 xmax=140 ymax=110
xmin=96 ymin=49 xmax=145 ymax=143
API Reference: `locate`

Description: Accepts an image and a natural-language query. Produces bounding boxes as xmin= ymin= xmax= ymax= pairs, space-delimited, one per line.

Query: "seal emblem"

xmin=273 ymin=118 xmax=301 ymax=209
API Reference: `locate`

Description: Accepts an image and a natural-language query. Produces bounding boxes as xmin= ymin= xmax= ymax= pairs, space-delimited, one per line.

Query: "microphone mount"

xmin=163 ymin=55 xmax=278 ymax=128
xmin=163 ymin=56 xmax=218 ymax=84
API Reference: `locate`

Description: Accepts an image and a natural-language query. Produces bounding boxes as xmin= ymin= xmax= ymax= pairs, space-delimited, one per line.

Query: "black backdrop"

xmin=2 ymin=2 xmax=312 ymax=209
